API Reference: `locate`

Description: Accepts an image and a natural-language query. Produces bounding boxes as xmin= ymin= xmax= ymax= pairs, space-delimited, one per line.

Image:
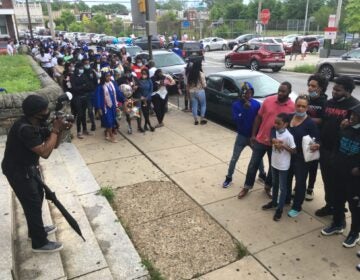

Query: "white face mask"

xmin=137 ymin=63 xmax=143 ymax=67
xmin=352 ymin=123 xmax=360 ymax=129
xmin=79 ymin=69 xmax=84 ymax=74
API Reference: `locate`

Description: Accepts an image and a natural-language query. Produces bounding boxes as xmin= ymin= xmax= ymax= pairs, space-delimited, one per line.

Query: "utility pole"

xmin=145 ymin=0 xmax=152 ymax=60
xmin=25 ymin=0 xmax=33 ymax=40
xmin=304 ymin=0 xmax=309 ymax=34
xmin=47 ymin=0 xmax=56 ymax=40
xmin=335 ymin=0 xmax=343 ymax=29
xmin=257 ymin=1 xmax=262 ymax=34
xmin=257 ymin=1 xmax=262 ymax=21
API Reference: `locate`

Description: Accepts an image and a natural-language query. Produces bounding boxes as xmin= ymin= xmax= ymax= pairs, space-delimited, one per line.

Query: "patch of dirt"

xmin=112 ymin=181 xmax=238 ymax=280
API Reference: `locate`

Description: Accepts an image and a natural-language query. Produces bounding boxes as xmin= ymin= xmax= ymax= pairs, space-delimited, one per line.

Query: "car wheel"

xmin=225 ymin=58 xmax=233 ymax=68
xmin=205 ymin=46 xmax=210 ymax=52
xmin=250 ymin=60 xmax=259 ymax=71
xmin=272 ymin=67 xmax=281 ymax=72
xmin=311 ymin=47 xmax=318 ymax=53
xmin=319 ymin=64 xmax=334 ymax=81
xmin=222 ymin=44 xmax=227 ymax=50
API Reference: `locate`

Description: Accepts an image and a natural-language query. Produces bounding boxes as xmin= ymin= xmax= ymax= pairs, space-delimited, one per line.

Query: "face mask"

xmin=70 ymin=67 xmax=75 ymax=72
xmin=334 ymin=96 xmax=346 ymax=102
xmin=352 ymin=123 xmax=360 ymax=129
xmin=295 ymin=111 xmax=307 ymax=117
xmin=36 ymin=112 xmax=50 ymax=123
xmin=277 ymin=128 xmax=286 ymax=134
xmin=79 ymin=69 xmax=84 ymax=74
xmin=84 ymin=65 xmax=90 ymax=70
xmin=137 ymin=63 xmax=143 ymax=67
xmin=309 ymin=91 xmax=318 ymax=98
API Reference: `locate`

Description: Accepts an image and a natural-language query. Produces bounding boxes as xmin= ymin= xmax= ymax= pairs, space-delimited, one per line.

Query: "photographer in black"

xmin=1 ymin=95 xmax=71 ymax=253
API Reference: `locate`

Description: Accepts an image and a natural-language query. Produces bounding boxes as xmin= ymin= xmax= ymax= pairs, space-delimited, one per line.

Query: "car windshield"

xmin=153 ymin=53 xmax=185 ymax=67
xmin=235 ymin=75 xmax=279 ymax=98
xmin=127 ymin=46 xmax=142 ymax=56
xmin=275 ymin=38 xmax=283 ymax=43
xmin=184 ymin=42 xmax=201 ymax=50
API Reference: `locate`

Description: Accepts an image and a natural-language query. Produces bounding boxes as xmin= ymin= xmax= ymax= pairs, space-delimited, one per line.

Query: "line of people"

xmin=222 ymin=74 xmax=360 ymax=271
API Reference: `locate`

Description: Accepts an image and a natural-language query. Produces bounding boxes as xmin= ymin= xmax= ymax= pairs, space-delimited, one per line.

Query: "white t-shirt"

xmin=271 ymin=129 xmax=296 ymax=171
xmin=37 ymin=53 xmax=52 ymax=68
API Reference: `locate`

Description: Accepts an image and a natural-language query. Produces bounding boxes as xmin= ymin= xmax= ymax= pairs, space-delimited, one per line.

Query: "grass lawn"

xmin=0 ymin=55 xmax=41 ymax=94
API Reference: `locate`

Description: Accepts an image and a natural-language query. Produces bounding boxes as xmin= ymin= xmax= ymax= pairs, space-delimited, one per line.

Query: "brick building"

xmin=0 ymin=0 xmax=16 ymax=40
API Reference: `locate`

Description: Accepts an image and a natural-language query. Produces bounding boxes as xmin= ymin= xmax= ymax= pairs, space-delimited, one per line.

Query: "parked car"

xmin=91 ymin=34 xmax=106 ymax=44
xmin=77 ymin=33 xmax=91 ymax=44
xmin=316 ymin=48 xmax=360 ymax=81
xmin=302 ymin=36 xmax=320 ymax=53
xmin=98 ymin=36 xmax=116 ymax=47
xmin=225 ymin=42 xmax=285 ymax=72
xmin=205 ymin=70 xmax=297 ymax=124
xmin=133 ymin=36 xmax=161 ymax=50
xmin=200 ymin=37 xmax=228 ymax=51
xmin=166 ymin=41 xmax=204 ymax=61
xmin=228 ymin=34 xmax=261 ymax=50
xmin=107 ymin=44 xmax=143 ymax=61
xmin=248 ymin=37 xmax=283 ymax=45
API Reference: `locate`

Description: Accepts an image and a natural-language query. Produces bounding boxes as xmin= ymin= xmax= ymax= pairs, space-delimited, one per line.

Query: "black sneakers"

xmin=222 ymin=176 xmax=232 ymax=188
xmin=315 ymin=205 xmax=334 ymax=217
xmin=343 ymin=232 xmax=360 ymax=248
xmin=262 ymin=201 xmax=277 ymax=210
xmin=273 ymin=209 xmax=282 ymax=221
xmin=321 ymin=223 xmax=345 ymax=236
xmin=32 ymin=241 xmax=63 ymax=253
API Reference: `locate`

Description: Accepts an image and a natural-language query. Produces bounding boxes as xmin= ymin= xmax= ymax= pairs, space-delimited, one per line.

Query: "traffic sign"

xmin=260 ymin=9 xmax=271 ymax=25
xmin=182 ymin=21 xmax=190 ymax=28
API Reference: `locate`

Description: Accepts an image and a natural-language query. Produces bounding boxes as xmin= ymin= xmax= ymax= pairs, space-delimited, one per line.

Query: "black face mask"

xmin=35 ymin=111 xmax=50 ymax=123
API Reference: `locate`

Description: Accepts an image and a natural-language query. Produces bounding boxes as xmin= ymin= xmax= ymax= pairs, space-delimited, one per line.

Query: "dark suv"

xmin=167 ymin=41 xmax=204 ymax=62
xmin=225 ymin=43 xmax=285 ymax=72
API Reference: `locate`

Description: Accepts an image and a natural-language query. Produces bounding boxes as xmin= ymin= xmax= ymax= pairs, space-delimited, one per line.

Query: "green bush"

xmin=291 ymin=64 xmax=316 ymax=74
xmin=0 ymin=55 xmax=41 ymax=93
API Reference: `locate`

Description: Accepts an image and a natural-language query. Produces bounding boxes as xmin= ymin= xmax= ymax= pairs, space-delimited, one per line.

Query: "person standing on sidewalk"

xmin=262 ymin=113 xmax=296 ymax=221
xmin=238 ymin=82 xmax=295 ymax=199
xmin=315 ymin=76 xmax=360 ymax=217
xmin=222 ymin=82 xmax=267 ymax=188
xmin=305 ymin=74 xmax=328 ymax=201
xmin=1 ymin=95 xmax=71 ymax=253
xmin=290 ymin=37 xmax=301 ymax=61
xmin=83 ymin=58 xmax=98 ymax=132
xmin=321 ymin=104 xmax=360 ymax=252
xmin=186 ymin=60 xmax=207 ymax=125
xmin=300 ymin=39 xmax=308 ymax=60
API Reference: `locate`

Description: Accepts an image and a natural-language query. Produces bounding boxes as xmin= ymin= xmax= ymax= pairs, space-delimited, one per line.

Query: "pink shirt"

xmin=256 ymin=95 xmax=295 ymax=146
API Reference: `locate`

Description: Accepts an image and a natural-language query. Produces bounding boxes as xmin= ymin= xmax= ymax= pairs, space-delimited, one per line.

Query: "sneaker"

xmin=358 ymin=251 xmax=360 ymax=258
xmin=262 ymin=201 xmax=277 ymax=210
xmin=28 ymin=225 xmax=57 ymax=240
xmin=127 ymin=127 xmax=132 ymax=134
xmin=315 ymin=205 xmax=334 ymax=217
xmin=32 ymin=241 xmax=63 ymax=253
xmin=273 ymin=209 xmax=282 ymax=221
xmin=291 ymin=189 xmax=295 ymax=198
xmin=90 ymin=125 xmax=96 ymax=131
xmin=356 ymin=263 xmax=360 ymax=272
xmin=222 ymin=176 xmax=232 ymax=188
xmin=288 ymin=209 xmax=300 ymax=218
xmin=258 ymin=172 xmax=267 ymax=183
xmin=194 ymin=120 xmax=199 ymax=125
xmin=305 ymin=189 xmax=314 ymax=201
xmin=321 ymin=223 xmax=345 ymax=236
xmin=77 ymin=132 xmax=84 ymax=139
xmin=343 ymin=232 xmax=360 ymax=248
xmin=138 ymin=128 xmax=145 ymax=133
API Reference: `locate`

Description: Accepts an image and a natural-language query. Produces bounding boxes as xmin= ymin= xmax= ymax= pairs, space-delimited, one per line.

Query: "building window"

xmin=0 ymin=15 xmax=8 ymax=35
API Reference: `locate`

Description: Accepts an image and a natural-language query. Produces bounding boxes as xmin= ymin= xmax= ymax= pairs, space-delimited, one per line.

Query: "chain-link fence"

xmin=157 ymin=19 xmax=323 ymax=40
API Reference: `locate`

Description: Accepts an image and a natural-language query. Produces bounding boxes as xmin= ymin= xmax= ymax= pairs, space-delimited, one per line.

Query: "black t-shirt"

xmin=320 ymin=96 xmax=360 ymax=150
xmin=1 ymin=117 xmax=50 ymax=175
xmin=307 ymin=94 xmax=327 ymax=120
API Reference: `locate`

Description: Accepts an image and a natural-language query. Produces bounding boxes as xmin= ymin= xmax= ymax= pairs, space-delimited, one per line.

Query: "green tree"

xmin=111 ymin=18 xmax=125 ymax=37
xmin=90 ymin=3 xmax=128 ymax=14
xmin=344 ymin=0 xmax=360 ymax=33
xmin=60 ymin=10 xmax=76 ymax=31
xmin=91 ymin=14 xmax=112 ymax=34
xmin=282 ymin=0 xmax=325 ymax=19
xmin=68 ymin=22 xmax=84 ymax=32
xmin=313 ymin=6 xmax=335 ymax=30
xmin=156 ymin=0 xmax=183 ymax=11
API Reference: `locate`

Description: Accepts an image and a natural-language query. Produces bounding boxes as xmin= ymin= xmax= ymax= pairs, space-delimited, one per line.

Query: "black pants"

xmin=307 ymin=160 xmax=319 ymax=190
xmin=152 ymin=94 xmax=168 ymax=124
xmin=73 ymin=95 xmax=88 ymax=133
xmin=333 ymin=167 xmax=360 ymax=233
xmin=125 ymin=113 xmax=141 ymax=129
xmin=141 ymin=100 xmax=152 ymax=128
xmin=320 ymin=148 xmax=336 ymax=208
xmin=86 ymin=91 xmax=96 ymax=128
xmin=5 ymin=168 xmax=48 ymax=249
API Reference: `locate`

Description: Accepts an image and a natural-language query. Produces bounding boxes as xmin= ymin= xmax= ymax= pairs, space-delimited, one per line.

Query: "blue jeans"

xmin=227 ymin=134 xmax=265 ymax=179
xmin=244 ymin=141 xmax=272 ymax=189
xmin=287 ymin=155 xmax=309 ymax=211
xmin=191 ymin=89 xmax=206 ymax=119
xmin=271 ymin=167 xmax=288 ymax=211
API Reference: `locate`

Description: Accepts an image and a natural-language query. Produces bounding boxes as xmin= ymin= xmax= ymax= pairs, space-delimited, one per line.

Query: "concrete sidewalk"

xmin=283 ymin=53 xmax=320 ymax=70
xmin=73 ymin=106 xmax=358 ymax=280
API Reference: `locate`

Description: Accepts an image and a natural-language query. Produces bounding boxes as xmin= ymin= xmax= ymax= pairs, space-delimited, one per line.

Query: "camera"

xmin=50 ymin=92 xmax=75 ymax=123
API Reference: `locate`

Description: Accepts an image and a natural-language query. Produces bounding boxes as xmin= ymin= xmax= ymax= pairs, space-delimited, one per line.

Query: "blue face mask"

xmin=309 ymin=91 xmax=318 ymax=98
xmin=295 ymin=111 xmax=307 ymax=117
xmin=277 ymin=128 xmax=286 ymax=134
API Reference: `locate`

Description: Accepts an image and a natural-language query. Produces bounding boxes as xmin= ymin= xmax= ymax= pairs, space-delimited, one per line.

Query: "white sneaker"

xmin=305 ymin=190 xmax=314 ymax=201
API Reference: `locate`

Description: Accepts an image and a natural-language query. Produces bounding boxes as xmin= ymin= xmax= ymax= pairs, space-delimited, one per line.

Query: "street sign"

xmin=260 ymin=9 xmax=271 ymax=25
xmin=328 ymin=14 xmax=336 ymax=27
xmin=182 ymin=21 xmax=190 ymax=28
